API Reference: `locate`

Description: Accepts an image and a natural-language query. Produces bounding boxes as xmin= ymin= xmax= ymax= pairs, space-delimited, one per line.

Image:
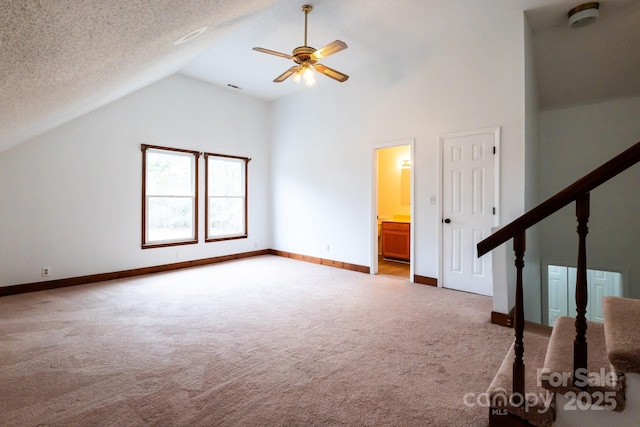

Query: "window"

xmin=142 ymin=145 xmax=200 ymax=248
xmin=205 ymin=153 xmax=250 ymax=241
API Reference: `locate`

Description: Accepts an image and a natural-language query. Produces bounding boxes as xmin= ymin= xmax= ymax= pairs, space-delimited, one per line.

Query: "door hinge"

xmin=493 ymin=207 xmax=496 ymax=215
xmin=493 ymin=146 xmax=496 ymax=154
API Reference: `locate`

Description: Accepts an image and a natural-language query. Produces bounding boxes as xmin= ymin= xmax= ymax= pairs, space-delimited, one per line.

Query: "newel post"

xmin=574 ymin=193 xmax=590 ymax=387
xmin=513 ymin=232 xmax=526 ymax=402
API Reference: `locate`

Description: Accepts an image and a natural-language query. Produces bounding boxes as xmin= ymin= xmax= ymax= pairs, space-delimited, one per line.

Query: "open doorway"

xmin=371 ymin=140 xmax=414 ymax=280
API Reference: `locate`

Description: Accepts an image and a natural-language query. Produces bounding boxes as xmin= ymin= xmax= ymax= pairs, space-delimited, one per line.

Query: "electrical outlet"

xmin=42 ymin=267 xmax=50 ymax=277
xmin=325 ymin=244 xmax=330 ymax=252
xmin=429 ymin=195 xmax=436 ymax=205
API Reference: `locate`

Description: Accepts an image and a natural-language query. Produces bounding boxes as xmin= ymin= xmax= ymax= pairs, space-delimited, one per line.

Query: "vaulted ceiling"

xmin=526 ymin=0 xmax=640 ymax=109
xmin=1 ymin=0 xmax=639 ymax=152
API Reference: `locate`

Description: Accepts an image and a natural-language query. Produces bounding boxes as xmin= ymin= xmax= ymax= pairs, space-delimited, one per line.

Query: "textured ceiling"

xmin=0 ymin=0 xmax=279 ymax=152
xmin=1 ymin=0 xmax=639 ymax=152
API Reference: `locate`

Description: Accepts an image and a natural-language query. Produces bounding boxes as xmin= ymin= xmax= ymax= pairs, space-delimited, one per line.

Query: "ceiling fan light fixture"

xmin=568 ymin=2 xmax=600 ymax=28
xmin=303 ymin=65 xmax=315 ymax=80
xmin=291 ymin=64 xmax=316 ymax=86
xmin=305 ymin=75 xmax=316 ymax=87
xmin=253 ymin=4 xmax=349 ymax=84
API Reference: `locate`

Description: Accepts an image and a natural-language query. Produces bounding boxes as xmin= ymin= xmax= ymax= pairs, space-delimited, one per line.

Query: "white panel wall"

xmin=0 ymin=75 xmax=271 ymax=287
xmin=539 ymin=96 xmax=640 ymax=299
xmin=270 ymin=5 xmax=528 ymax=281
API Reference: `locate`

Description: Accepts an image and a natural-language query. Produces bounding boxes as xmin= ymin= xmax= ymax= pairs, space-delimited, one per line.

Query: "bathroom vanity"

xmin=381 ymin=221 xmax=410 ymax=262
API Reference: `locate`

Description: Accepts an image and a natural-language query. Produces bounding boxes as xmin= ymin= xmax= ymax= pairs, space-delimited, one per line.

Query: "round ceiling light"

xmin=568 ymin=2 xmax=600 ymax=28
xmin=174 ymin=27 xmax=208 ymax=45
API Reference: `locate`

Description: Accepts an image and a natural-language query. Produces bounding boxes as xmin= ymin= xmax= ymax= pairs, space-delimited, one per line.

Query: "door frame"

xmin=438 ymin=127 xmax=501 ymax=290
xmin=371 ymin=138 xmax=415 ymax=281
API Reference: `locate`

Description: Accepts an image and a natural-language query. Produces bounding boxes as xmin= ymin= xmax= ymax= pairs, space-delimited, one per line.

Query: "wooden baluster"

xmin=574 ymin=193 xmax=590 ymax=388
xmin=513 ymin=232 xmax=526 ymax=403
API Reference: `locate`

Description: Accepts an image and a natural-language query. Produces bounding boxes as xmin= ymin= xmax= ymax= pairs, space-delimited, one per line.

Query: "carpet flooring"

xmin=0 ymin=255 xmax=515 ymax=426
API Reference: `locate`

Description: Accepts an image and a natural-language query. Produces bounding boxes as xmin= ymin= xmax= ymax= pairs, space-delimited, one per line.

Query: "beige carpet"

xmin=0 ymin=255 xmax=514 ymax=426
xmin=488 ymin=333 xmax=555 ymax=427
xmin=542 ymin=317 xmax=625 ymax=412
xmin=603 ymin=296 xmax=640 ymax=374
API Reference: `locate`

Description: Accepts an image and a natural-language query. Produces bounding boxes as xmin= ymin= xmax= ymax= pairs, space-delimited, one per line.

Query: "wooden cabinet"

xmin=381 ymin=221 xmax=410 ymax=262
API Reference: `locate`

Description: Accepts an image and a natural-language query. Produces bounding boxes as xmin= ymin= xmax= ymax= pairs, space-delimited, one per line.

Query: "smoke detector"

xmin=568 ymin=2 xmax=600 ymax=28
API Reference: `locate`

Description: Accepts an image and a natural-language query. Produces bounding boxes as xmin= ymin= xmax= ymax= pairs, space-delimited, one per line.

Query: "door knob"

xmin=443 ymin=218 xmax=451 ymax=224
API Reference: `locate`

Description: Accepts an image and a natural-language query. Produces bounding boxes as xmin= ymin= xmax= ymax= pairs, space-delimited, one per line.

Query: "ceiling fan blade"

xmin=311 ymin=40 xmax=348 ymax=61
xmin=253 ymin=47 xmax=293 ymax=60
xmin=315 ymin=64 xmax=349 ymax=83
xmin=274 ymin=66 xmax=299 ymax=83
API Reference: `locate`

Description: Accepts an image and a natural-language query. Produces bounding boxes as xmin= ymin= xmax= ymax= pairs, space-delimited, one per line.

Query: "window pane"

xmin=209 ymin=197 xmax=244 ymax=236
xmin=148 ymin=196 xmax=193 ymax=242
xmin=147 ymin=150 xmax=193 ymax=196
xmin=208 ymin=158 xmax=244 ymax=197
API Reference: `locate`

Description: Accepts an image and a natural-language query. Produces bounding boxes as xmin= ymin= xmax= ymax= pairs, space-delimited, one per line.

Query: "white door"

xmin=548 ymin=265 xmax=569 ymax=325
xmin=587 ymin=269 xmax=622 ymax=323
xmin=567 ymin=267 xmax=622 ymax=323
xmin=441 ymin=128 xmax=498 ymax=296
xmin=552 ymin=266 xmax=622 ymax=324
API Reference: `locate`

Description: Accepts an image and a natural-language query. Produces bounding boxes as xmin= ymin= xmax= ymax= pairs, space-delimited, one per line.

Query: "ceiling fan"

xmin=253 ymin=4 xmax=349 ymax=86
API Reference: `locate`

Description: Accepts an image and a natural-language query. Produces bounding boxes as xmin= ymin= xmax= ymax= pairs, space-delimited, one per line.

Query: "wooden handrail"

xmin=477 ymin=140 xmax=640 ymax=257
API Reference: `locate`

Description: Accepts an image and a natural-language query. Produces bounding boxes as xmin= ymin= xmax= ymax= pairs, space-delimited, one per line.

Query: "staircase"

xmin=477 ymin=141 xmax=640 ymax=426
xmin=487 ymin=297 xmax=640 ymax=426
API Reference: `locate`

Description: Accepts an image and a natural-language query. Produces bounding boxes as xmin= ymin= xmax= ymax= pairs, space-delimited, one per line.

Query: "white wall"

xmin=539 ymin=96 xmax=640 ymax=302
xmin=270 ymin=5 xmax=529 ymax=282
xmin=0 ymin=4 xmax=539 ymax=302
xmin=0 ymin=75 xmax=271 ymax=287
xmin=523 ymin=15 xmax=542 ymax=323
xmin=493 ymin=15 xmax=543 ymax=322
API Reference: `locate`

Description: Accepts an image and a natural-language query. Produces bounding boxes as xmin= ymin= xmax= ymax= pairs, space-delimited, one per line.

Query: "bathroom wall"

xmin=377 ymin=145 xmax=411 ymax=220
